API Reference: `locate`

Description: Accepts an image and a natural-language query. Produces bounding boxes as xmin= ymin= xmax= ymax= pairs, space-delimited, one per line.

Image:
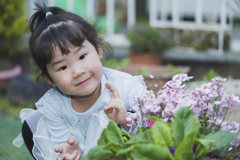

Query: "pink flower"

xmin=113 ymin=158 xmax=119 ymax=160
xmin=231 ymin=121 xmax=240 ymax=128
xmin=221 ymin=121 xmax=233 ymax=131
xmin=214 ymin=101 xmax=221 ymax=105
xmin=200 ymin=83 xmax=212 ymax=94
xmin=132 ymin=105 xmax=140 ymax=111
xmin=171 ymin=82 xmax=181 ymax=89
xmin=172 ymin=74 xmax=180 ymax=81
xmin=212 ymin=76 xmax=227 ymax=83
xmin=214 ymin=119 xmax=222 ymax=126
xmin=150 ymin=106 xmax=161 ymax=113
xmin=179 ymin=74 xmax=193 ymax=82
xmin=231 ymin=136 xmax=240 ymax=146
xmin=231 ymin=121 xmax=240 ymax=133
xmin=163 ymin=81 xmax=174 ymax=88
xmin=149 ymin=74 xmax=154 ymax=79
xmin=128 ymin=73 xmax=240 ymax=148
xmin=172 ymin=73 xmax=193 ymax=82
xmin=157 ymin=94 xmax=168 ymax=103
xmin=148 ymin=121 xmax=155 ymax=128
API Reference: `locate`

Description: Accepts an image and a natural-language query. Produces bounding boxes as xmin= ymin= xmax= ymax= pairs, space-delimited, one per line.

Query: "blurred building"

xmin=27 ymin=0 xmax=239 ymax=54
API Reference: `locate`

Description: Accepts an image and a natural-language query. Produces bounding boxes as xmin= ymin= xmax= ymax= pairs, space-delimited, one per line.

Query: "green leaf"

xmin=195 ymin=138 xmax=215 ymax=158
xmin=136 ymin=126 xmax=145 ymax=135
xmin=116 ymin=146 xmax=135 ymax=157
xmin=107 ymin=121 xmax=125 ymax=146
xmin=171 ymin=107 xmax=199 ymax=147
xmin=151 ymin=120 xmax=174 ymax=146
xmin=105 ymin=142 xmax=125 ymax=153
xmin=82 ymin=144 xmax=114 ymax=160
xmin=129 ymin=144 xmax=173 ymax=160
xmin=127 ymin=128 xmax=153 ymax=145
xmin=202 ymin=131 xmax=238 ymax=152
xmin=121 ymin=129 xmax=132 ymax=139
xmin=97 ymin=120 xmax=125 ymax=146
xmin=175 ymin=132 xmax=195 ymax=160
xmin=98 ymin=129 xmax=108 ymax=145
xmin=148 ymin=116 xmax=171 ymax=125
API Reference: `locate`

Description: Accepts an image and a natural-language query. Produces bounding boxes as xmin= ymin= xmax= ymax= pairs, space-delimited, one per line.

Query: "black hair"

xmin=29 ymin=3 xmax=112 ymax=83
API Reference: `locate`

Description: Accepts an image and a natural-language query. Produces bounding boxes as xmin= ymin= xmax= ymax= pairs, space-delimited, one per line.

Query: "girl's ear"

xmin=97 ymin=45 xmax=103 ymax=59
xmin=40 ymin=71 xmax=55 ymax=87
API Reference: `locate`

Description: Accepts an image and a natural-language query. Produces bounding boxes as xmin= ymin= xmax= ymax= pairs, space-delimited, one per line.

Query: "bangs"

xmin=35 ymin=21 xmax=85 ymax=64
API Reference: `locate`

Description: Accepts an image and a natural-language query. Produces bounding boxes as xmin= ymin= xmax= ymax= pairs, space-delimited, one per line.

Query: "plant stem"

xmin=138 ymin=98 xmax=144 ymax=127
xmin=208 ymin=123 xmax=215 ymax=134
xmin=222 ymin=102 xmax=230 ymax=122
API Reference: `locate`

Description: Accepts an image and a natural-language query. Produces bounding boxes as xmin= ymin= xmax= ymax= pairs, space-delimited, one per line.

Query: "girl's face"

xmin=45 ymin=40 xmax=103 ymax=96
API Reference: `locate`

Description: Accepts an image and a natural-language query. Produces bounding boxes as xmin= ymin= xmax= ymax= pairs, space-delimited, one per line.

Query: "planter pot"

xmin=8 ymin=73 xmax=51 ymax=104
xmin=0 ymin=64 xmax=22 ymax=91
xmin=122 ymin=64 xmax=191 ymax=90
xmin=129 ymin=52 xmax=161 ymax=65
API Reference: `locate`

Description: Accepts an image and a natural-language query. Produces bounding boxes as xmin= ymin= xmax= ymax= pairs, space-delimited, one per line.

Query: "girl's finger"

xmin=107 ymin=108 xmax=113 ymax=114
xmin=56 ymin=153 xmax=68 ymax=160
xmin=54 ymin=146 xmax=63 ymax=153
xmin=67 ymin=150 xmax=78 ymax=160
xmin=75 ymin=154 xmax=81 ymax=160
xmin=105 ymin=81 xmax=120 ymax=99
xmin=111 ymin=107 xmax=117 ymax=115
xmin=67 ymin=137 xmax=75 ymax=145
xmin=103 ymin=105 xmax=112 ymax=114
xmin=103 ymin=102 xmax=120 ymax=113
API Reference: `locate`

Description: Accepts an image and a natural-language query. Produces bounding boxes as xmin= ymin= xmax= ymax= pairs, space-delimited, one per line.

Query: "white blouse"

xmin=13 ymin=67 xmax=147 ymax=159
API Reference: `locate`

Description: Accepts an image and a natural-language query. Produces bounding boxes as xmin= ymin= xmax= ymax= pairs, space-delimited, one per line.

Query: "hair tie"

xmin=46 ymin=12 xmax=53 ymax=18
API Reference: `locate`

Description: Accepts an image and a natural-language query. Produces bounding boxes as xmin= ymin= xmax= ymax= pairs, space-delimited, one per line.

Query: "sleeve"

xmin=36 ymin=95 xmax=70 ymax=149
xmin=124 ymin=75 xmax=148 ymax=110
xmin=44 ymin=113 xmax=70 ymax=147
xmin=13 ymin=106 xmax=71 ymax=160
xmin=122 ymin=75 xmax=148 ymax=135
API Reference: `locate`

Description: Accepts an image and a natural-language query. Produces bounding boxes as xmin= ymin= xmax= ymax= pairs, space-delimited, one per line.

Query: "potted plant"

xmin=0 ymin=0 xmax=29 ymax=91
xmin=126 ymin=24 xmax=173 ymax=65
xmin=83 ymin=74 xmax=240 ymax=160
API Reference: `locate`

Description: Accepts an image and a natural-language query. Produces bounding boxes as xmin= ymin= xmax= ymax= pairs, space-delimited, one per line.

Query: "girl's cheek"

xmin=54 ymin=76 xmax=68 ymax=86
xmin=91 ymin=59 xmax=103 ymax=70
xmin=60 ymin=79 xmax=69 ymax=86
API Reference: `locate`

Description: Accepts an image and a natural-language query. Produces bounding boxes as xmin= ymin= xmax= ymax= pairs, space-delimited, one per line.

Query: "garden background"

xmin=1 ymin=0 xmax=240 ymax=159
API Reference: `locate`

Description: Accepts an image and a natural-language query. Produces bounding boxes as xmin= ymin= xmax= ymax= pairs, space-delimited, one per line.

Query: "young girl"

xmin=13 ymin=3 xmax=147 ymax=160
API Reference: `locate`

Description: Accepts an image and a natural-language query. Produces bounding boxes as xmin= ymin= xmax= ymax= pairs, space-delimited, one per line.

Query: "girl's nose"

xmin=72 ymin=66 xmax=85 ymax=79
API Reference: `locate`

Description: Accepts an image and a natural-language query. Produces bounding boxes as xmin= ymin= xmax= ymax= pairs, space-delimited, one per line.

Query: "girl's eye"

xmin=79 ymin=54 xmax=86 ymax=60
xmin=59 ymin=66 xmax=67 ymax=71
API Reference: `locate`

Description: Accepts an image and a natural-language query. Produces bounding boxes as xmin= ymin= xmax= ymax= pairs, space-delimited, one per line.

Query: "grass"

xmin=0 ymin=118 xmax=33 ymax=160
xmin=0 ymin=93 xmax=35 ymax=160
xmin=0 ymin=93 xmax=35 ymax=116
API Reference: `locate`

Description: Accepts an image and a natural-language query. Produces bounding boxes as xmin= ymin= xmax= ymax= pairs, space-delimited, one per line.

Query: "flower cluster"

xmin=127 ymin=73 xmax=240 ymax=146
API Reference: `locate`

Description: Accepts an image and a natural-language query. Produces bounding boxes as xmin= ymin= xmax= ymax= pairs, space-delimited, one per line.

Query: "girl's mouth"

xmin=77 ymin=77 xmax=91 ymax=85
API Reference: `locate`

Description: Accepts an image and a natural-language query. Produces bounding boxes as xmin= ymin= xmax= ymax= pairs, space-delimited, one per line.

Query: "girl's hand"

xmin=55 ymin=137 xmax=81 ymax=160
xmin=103 ymin=81 xmax=130 ymax=130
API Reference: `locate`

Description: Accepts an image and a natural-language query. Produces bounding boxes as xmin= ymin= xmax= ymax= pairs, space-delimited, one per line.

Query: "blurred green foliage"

xmin=101 ymin=57 xmax=130 ymax=70
xmin=202 ymin=68 xmax=218 ymax=82
xmin=202 ymin=68 xmax=235 ymax=82
xmin=133 ymin=63 xmax=184 ymax=77
xmin=167 ymin=63 xmax=183 ymax=75
xmin=0 ymin=0 xmax=29 ymax=60
xmin=0 ymin=95 xmax=35 ymax=116
xmin=126 ymin=24 xmax=173 ymax=55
